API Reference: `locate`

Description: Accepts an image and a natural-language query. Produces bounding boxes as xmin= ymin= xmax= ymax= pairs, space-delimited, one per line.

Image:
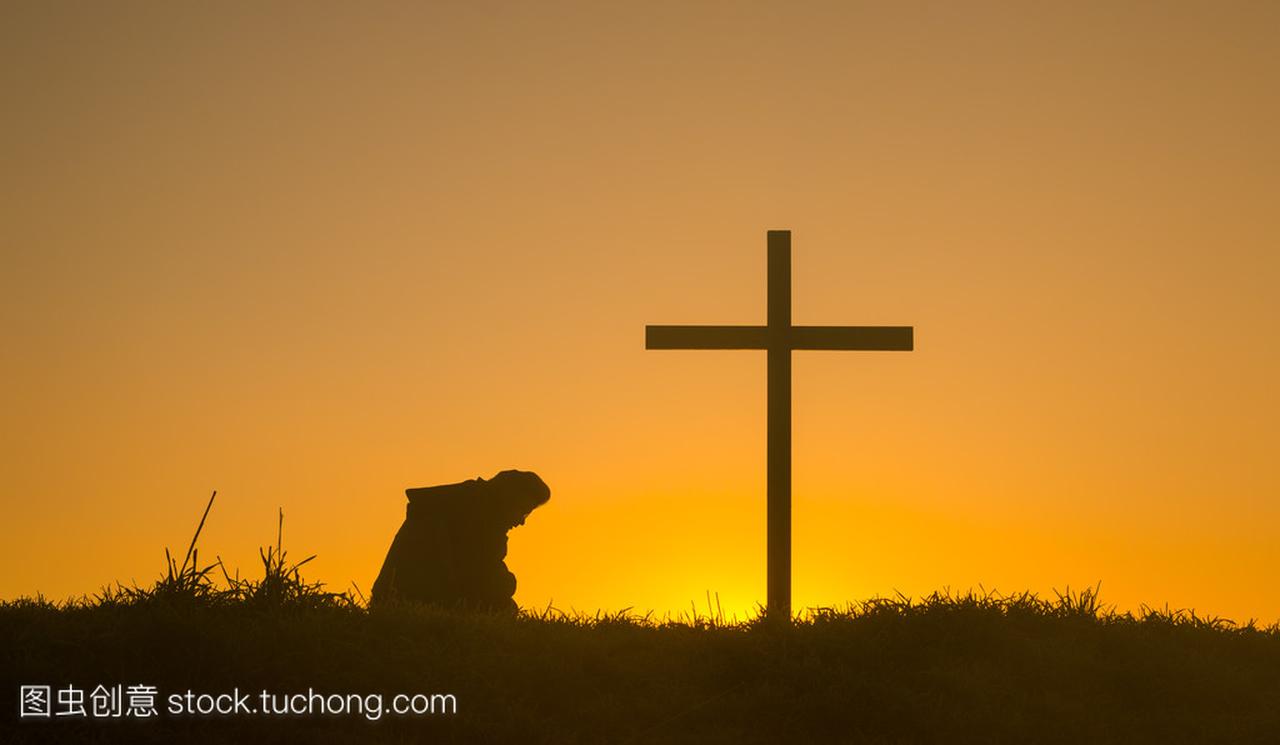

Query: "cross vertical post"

xmin=767 ymin=230 xmax=792 ymax=619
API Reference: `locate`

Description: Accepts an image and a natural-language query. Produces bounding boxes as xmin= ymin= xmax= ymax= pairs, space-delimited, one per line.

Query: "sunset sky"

xmin=3 ymin=2 xmax=1277 ymax=621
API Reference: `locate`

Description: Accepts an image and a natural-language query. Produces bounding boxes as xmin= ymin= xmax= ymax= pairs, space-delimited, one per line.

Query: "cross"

xmin=645 ymin=230 xmax=914 ymax=620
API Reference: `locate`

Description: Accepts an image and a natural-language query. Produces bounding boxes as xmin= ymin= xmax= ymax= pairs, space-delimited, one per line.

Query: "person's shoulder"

xmin=406 ymin=478 xmax=484 ymax=507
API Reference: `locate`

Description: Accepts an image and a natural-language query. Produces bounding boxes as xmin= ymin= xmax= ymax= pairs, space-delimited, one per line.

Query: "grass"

xmin=3 ymin=496 xmax=1280 ymax=744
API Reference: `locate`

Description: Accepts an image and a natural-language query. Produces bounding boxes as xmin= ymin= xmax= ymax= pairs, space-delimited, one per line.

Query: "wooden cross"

xmin=646 ymin=230 xmax=914 ymax=619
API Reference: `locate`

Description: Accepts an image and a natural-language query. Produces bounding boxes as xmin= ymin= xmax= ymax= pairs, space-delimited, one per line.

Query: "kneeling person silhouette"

xmin=371 ymin=469 xmax=550 ymax=611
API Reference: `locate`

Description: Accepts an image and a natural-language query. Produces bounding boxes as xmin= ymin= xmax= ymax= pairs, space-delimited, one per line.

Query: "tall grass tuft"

xmin=86 ymin=491 xmax=357 ymax=611
xmin=223 ymin=507 xmax=357 ymax=610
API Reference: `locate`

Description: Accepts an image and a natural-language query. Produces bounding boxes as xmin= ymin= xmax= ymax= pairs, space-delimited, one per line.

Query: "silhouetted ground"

xmin=4 ymin=587 xmax=1279 ymax=744
xmin=4 ymin=501 xmax=1275 ymax=743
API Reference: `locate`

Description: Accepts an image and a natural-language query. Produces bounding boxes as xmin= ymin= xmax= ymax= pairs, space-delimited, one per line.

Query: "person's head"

xmin=485 ymin=470 xmax=551 ymax=529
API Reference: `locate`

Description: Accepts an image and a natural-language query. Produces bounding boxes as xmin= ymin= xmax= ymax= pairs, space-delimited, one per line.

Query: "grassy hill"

xmin=4 ymin=499 xmax=1278 ymax=744
xmin=4 ymin=583 xmax=1279 ymax=744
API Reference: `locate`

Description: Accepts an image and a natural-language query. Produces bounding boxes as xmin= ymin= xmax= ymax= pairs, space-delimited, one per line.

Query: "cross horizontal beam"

xmin=646 ymin=325 xmax=765 ymax=349
xmin=645 ymin=325 xmax=913 ymax=351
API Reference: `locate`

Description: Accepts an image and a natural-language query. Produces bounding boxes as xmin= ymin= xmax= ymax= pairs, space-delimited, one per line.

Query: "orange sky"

xmin=3 ymin=2 xmax=1278 ymax=621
